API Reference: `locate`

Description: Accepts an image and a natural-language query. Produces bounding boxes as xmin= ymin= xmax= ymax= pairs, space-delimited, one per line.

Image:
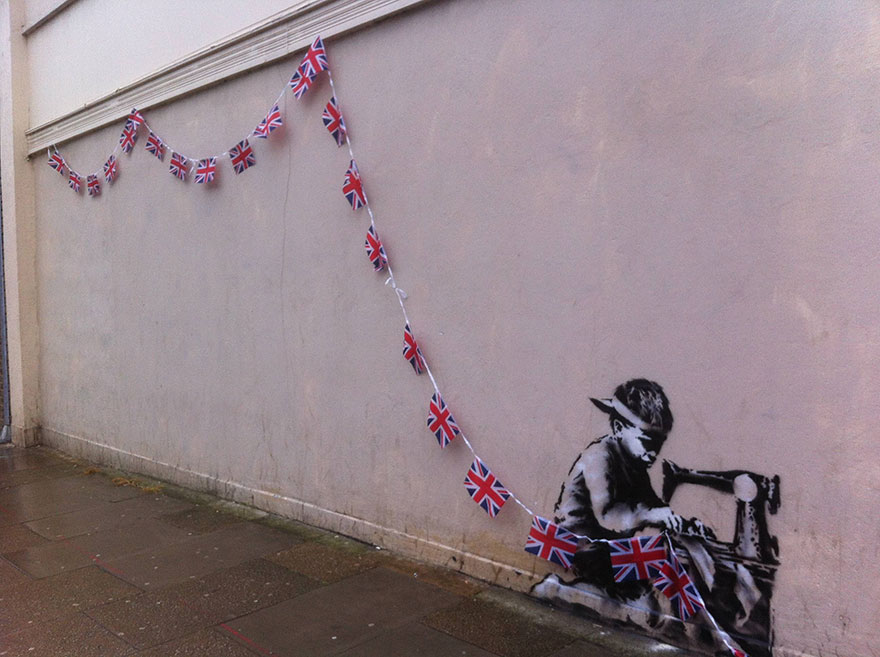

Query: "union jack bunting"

xmin=364 ymin=225 xmax=387 ymax=271
xmin=229 ymin=139 xmax=255 ymax=174
xmin=343 ymin=160 xmax=366 ymax=210
xmin=322 ymin=96 xmax=347 ymax=146
xmin=402 ymin=323 xmax=425 ymax=375
xmin=103 ymin=155 xmax=119 ymax=183
xmin=87 ymin=174 xmax=101 ymax=197
xmin=299 ymin=36 xmax=329 ymax=79
xmin=68 ymin=170 xmax=82 ymax=193
xmin=194 ymin=157 xmax=217 ymax=184
xmin=524 ymin=516 xmax=579 ymax=570
xmin=607 ymin=534 xmax=668 ymax=582
xmin=119 ymin=122 xmax=138 ymax=153
xmin=426 ymin=392 xmax=460 ymax=448
xmin=127 ymin=108 xmax=145 ymax=127
xmin=653 ymin=554 xmax=704 ymax=621
xmin=169 ymin=152 xmax=188 ymax=180
xmin=288 ymin=67 xmax=313 ymax=99
xmin=253 ymin=104 xmax=283 ymax=138
xmin=145 ymin=132 xmax=165 ymax=160
xmin=48 ymin=150 xmax=65 ymax=175
xmin=464 ymin=458 xmax=510 ymax=518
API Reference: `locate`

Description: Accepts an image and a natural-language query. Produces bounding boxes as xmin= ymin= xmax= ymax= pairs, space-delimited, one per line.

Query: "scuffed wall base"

xmin=41 ymin=428 xmax=540 ymax=594
xmin=12 ymin=425 xmax=41 ymax=447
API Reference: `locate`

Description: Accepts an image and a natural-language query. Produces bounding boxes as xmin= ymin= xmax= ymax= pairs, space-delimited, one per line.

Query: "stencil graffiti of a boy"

xmin=536 ymin=378 xmax=781 ymax=657
xmin=554 ymin=379 xmax=712 ymax=544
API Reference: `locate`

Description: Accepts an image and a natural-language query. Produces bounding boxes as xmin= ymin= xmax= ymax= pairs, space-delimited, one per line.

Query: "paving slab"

xmin=0 ymin=462 xmax=83 ymax=490
xmin=133 ymin=628 xmax=261 ymax=657
xmin=0 ymin=523 xmax=50 ymax=553
xmin=0 ymin=446 xmax=66 ymax=474
xmin=0 ymin=556 xmax=32 ymax=588
xmin=336 ymin=622 xmax=501 ymax=656
xmin=0 ymin=611 xmax=135 ymax=657
xmin=0 ymin=475 xmax=145 ymax=524
xmin=158 ymin=506 xmax=245 ymax=534
xmin=24 ymin=494 xmax=195 ymax=540
xmin=2 ymin=538 xmax=95 ymax=579
xmin=220 ymin=567 xmax=462 ymax=656
xmin=105 ymin=521 xmax=302 ymax=589
xmin=424 ymin=598 xmax=578 ymax=657
xmin=0 ymin=565 xmax=141 ymax=635
xmin=267 ymin=540 xmax=382 ymax=584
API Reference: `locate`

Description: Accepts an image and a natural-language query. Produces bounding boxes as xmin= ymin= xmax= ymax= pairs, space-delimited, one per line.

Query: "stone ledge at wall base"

xmin=39 ymin=427 xmax=537 ymax=593
xmin=12 ymin=425 xmax=41 ymax=447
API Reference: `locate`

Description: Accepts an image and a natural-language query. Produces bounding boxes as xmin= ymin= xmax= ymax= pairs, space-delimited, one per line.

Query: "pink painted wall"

xmin=18 ymin=2 xmax=880 ymax=655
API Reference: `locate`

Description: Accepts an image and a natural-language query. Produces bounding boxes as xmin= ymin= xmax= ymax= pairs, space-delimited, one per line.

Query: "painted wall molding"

xmin=41 ymin=427 xmax=539 ymax=593
xmin=21 ymin=0 xmax=80 ymax=37
xmin=24 ymin=0 xmax=434 ymax=157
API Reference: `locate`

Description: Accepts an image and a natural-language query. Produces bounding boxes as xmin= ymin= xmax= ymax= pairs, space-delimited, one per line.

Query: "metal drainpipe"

xmin=0 ymin=156 xmax=11 ymax=442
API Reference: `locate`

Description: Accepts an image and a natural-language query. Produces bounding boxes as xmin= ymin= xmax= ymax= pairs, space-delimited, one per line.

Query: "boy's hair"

xmin=612 ymin=379 xmax=673 ymax=433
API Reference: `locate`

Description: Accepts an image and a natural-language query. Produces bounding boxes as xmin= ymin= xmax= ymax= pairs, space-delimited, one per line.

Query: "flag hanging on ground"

xmin=253 ymin=104 xmax=283 ymax=138
xmin=653 ymin=553 xmax=704 ymax=621
xmin=229 ymin=139 xmax=255 ymax=174
xmin=299 ymin=36 xmax=329 ymax=79
xmin=68 ymin=170 xmax=82 ymax=193
xmin=289 ymin=68 xmax=313 ymax=99
xmin=607 ymin=534 xmax=668 ymax=582
xmin=48 ymin=150 xmax=65 ymax=175
xmin=364 ymin=225 xmax=388 ymax=271
xmin=194 ymin=157 xmax=217 ymax=184
xmin=169 ymin=152 xmax=188 ymax=180
xmin=145 ymin=132 xmax=165 ymax=160
xmin=103 ymin=155 xmax=119 ymax=183
xmin=343 ymin=160 xmax=366 ymax=210
xmin=128 ymin=108 xmax=145 ymax=127
xmin=119 ymin=121 xmax=138 ymax=153
xmin=402 ymin=323 xmax=425 ymax=375
xmin=87 ymin=174 xmax=101 ymax=197
xmin=322 ymin=96 xmax=346 ymax=146
xmin=427 ymin=392 xmax=460 ymax=448
xmin=524 ymin=516 xmax=579 ymax=570
xmin=464 ymin=458 xmax=510 ymax=518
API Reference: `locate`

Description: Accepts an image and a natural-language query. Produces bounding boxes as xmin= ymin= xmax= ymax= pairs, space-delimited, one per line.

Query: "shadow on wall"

xmin=532 ymin=379 xmax=781 ymax=657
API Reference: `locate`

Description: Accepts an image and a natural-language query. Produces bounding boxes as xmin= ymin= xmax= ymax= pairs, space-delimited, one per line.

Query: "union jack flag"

xmin=288 ymin=68 xmax=313 ymax=99
xmin=229 ymin=139 xmax=255 ymax=174
xmin=464 ymin=458 xmax=510 ymax=518
xmin=169 ymin=152 xmax=188 ymax=180
xmin=48 ymin=150 xmax=65 ymax=175
xmin=299 ymin=36 xmax=329 ymax=79
xmin=402 ymin=323 xmax=425 ymax=375
xmin=68 ymin=170 xmax=82 ymax=193
xmin=128 ymin=108 xmax=145 ymax=127
xmin=524 ymin=516 xmax=579 ymax=570
xmin=194 ymin=157 xmax=217 ymax=184
xmin=426 ymin=392 xmax=460 ymax=448
xmin=607 ymin=534 xmax=668 ymax=582
xmin=87 ymin=174 xmax=101 ymax=197
xmin=145 ymin=132 xmax=165 ymax=160
xmin=103 ymin=155 xmax=119 ymax=183
xmin=343 ymin=160 xmax=366 ymax=210
xmin=253 ymin=104 xmax=283 ymax=138
xmin=322 ymin=96 xmax=347 ymax=146
xmin=119 ymin=121 xmax=138 ymax=153
xmin=364 ymin=225 xmax=387 ymax=271
xmin=653 ymin=554 xmax=704 ymax=621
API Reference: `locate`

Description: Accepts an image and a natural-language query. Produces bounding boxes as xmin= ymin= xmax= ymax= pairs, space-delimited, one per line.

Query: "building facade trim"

xmin=25 ymin=0 xmax=432 ymax=156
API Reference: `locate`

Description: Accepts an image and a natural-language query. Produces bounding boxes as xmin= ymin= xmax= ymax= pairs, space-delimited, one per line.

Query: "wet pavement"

xmin=0 ymin=445 xmax=694 ymax=656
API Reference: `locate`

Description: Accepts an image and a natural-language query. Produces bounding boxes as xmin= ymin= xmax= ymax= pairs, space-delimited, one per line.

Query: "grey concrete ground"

xmin=0 ymin=445 xmax=694 ymax=656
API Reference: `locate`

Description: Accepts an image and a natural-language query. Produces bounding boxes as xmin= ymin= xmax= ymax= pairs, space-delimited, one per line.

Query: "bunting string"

xmin=43 ymin=36 xmax=748 ymax=657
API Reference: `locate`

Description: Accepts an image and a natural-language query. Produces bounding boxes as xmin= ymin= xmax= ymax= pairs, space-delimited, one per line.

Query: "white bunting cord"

xmin=42 ymin=39 xmax=747 ymax=655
